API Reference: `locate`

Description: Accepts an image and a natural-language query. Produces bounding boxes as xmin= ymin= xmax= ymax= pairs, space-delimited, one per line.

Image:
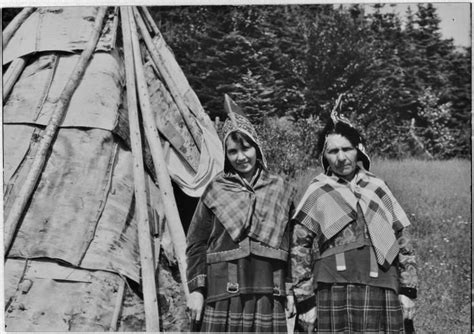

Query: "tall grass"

xmin=292 ymin=159 xmax=471 ymax=332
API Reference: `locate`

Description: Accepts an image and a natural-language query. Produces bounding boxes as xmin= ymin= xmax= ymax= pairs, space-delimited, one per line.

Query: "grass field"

xmin=292 ymin=159 xmax=471 ymax=333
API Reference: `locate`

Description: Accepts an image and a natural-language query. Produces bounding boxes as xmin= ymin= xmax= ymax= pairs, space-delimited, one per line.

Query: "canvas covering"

xmin=3 ymin=6 xmax=222 ymax=331
xmin=5 ymin=126 xmax=152 ymax=282
xmin=4 ymin=5 xmax=223 ymax=197
xmin=4 ymin=52 xmax=123 ymax=131
xmin=3 ymin=7 xmax=118 ymax=65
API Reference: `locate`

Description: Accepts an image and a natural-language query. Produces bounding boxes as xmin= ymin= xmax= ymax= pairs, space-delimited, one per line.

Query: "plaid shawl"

xmin=293 ymin=168 xmax=410 ymax=267
xmin=202 ymin=169 xmax=295 ymax=249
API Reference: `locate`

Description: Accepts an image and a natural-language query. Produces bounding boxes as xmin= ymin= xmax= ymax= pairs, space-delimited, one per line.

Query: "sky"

xmin=1 ymin=1 xmax=472 ymax=47
xmin=364 ymin=2 xmax=471 ymax=47
xmin=434 ymin=3 xmax=471 ymax=46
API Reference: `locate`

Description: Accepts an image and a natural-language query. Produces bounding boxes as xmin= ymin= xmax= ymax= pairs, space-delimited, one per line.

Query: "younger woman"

xmin=186 ymin=112 xmax=296 ymax=332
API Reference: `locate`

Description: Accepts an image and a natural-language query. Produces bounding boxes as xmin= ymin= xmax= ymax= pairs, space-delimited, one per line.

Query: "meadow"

xmin=292 ymin=159 xmax=471 ymax=333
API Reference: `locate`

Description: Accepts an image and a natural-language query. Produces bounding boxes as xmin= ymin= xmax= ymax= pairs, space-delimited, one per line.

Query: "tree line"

xmin=3 ymin=5 xmax=470 ymax=166
xmin=151 ymin=4 xmax=471 ymax=164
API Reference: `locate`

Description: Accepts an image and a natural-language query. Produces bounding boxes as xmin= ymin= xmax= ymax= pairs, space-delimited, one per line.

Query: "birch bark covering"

xmin=3 ymin=7 xmax=118 ymax=65
xmin=4 ymin=7 xmax=108 ymax=255
xmin=3 ymin=5 xmax=220 ymax=332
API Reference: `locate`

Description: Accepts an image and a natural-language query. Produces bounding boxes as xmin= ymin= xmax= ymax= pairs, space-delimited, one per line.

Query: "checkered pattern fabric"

xmin=200 ymin=294 xmax=287 ymax=333
xmin=202 ymin=170 xmax=295 ymax=249
xmin=314 ymin=284 xmax=404 ymax=333
xmin=293 ymin=168 xmax=410 ymax=267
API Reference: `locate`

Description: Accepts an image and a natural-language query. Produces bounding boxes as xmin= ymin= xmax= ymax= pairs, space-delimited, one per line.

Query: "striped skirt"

xmin=305 ymin=284 xmax=404 ymax=333
xmin=199 ymin=294 xmax=287 ymax=333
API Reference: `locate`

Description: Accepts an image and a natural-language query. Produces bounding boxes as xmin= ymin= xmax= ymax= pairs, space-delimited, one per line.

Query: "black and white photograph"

xmin=2 ymin=1 xmax=471 ymax=332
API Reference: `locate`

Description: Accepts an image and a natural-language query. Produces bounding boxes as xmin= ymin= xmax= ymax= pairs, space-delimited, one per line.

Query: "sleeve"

xmin=397 ymin=226 xmax=418 ymax=299
xmin=186 ymin=200 xmax=213 ymax=294
xmin=289 ymin=221 xmax=318 ymax=312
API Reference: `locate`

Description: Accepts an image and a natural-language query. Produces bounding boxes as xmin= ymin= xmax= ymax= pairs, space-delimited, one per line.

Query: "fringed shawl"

xmin=293 ymin=168 xmax=410 ymax=268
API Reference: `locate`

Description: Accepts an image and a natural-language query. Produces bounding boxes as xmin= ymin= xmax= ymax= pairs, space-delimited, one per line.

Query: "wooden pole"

xmin=3 ymin=57 xmax=28 ymax=101
xmin=3 ymin=7 xmax=36 ymax=49
xmin=4 ymin=7 xmax=108 ymax=256
xmin=120 ymin=7 xmax=160 ymax=332
xmin=133 ymin=9 xmax=202 ymax=152
xmin=139 ymin=6 xmax=160 ymax=35
xmin=130 ymin=7 xmax=190 ymax=301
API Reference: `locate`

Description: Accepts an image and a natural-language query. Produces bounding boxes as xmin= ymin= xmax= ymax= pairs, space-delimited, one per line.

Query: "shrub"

xmin=257 ymin=116 xmax=322 ymax=177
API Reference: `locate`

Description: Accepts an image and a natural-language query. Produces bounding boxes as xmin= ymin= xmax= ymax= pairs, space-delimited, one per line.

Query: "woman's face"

xmin=324 ymin=134 xmax=358 ymax=181
xmin=225 ymin=136 xmax=258 ymax=180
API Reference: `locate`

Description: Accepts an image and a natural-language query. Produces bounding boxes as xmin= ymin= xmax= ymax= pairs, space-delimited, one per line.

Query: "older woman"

xmin=289 ymin=115 xmax=417 ymax=333
xmin=186 ymin=112 xmax=296 ymax=332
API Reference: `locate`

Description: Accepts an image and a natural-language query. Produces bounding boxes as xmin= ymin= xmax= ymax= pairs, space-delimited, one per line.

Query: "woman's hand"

xmin=187 ymin=291 xmax=205 ymax=322
xmin=399 ymin=294 xmax=415 ymax=320
xmin=298 ymin=306 xmax=317 ymax=333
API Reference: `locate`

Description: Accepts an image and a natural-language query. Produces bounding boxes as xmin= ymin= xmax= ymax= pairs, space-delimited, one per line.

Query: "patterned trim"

xmin=206 ymin=238 xmax=289 ymax=263
xmin=397 ymin=227 xmax=418 ymax=293
xmin=206 ymin=238 xmax=249 ymax=264
xmin=187 ymin=274 xmax=207 ymax=292
xmin=250 ymin=241 xmax=288 ymax=261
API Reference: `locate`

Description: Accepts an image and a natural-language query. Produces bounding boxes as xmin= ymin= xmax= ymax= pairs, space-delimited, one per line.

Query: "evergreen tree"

xmin=400 ymin=4 xmax=469 ymax=157
xmin=153 ymin=5 xmax=315 ymax=122
xmin=443 ymin=46 xmax=471 ymax=157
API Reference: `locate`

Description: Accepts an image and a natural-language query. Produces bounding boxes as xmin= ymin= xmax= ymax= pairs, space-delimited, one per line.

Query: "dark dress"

xmin=186 ymin=169 xmax=295 ymax=333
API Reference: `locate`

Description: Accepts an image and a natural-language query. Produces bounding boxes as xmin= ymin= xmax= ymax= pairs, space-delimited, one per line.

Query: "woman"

xmin=289 ymin=115 xmax=417 ymax=333
xmin=186 ymin=112 xmax=296 ymax=332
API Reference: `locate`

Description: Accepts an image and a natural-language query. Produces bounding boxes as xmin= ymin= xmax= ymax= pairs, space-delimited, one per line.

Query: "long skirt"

xmin=312 ymin=284 xmax=404 ymax=333
xmin=199 ymin=294 xmax=287 ymax=333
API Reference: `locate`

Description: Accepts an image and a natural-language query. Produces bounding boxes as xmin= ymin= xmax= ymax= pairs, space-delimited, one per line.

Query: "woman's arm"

xmin=186 ymin=200 xmax=213 ymax=322
xmin=186 ymin=200 xmax=213 ymax=293
xmin=397 ymin=227 xmax=418 ymax=299
xmin=290 ymin=222 xmax=318 ymax=330
xmin=289 ymin=222 xmax=317 ymax=312
xmin=397 ymin=227 xmax=417 ymax=320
